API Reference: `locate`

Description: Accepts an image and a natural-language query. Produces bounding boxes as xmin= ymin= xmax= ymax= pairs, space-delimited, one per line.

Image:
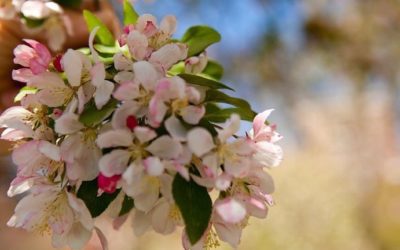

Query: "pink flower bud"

xmin=53 ymin=54 xmax=64 ymax=72
xmin=97 ymin=173 xmax=121 ymax=194
xmin=126 ymin=115 xmax=138 ymax=130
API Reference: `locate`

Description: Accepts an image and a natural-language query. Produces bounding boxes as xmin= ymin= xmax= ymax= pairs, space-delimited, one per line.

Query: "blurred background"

xmin=1 ymin=0 xmax=400 ymax=249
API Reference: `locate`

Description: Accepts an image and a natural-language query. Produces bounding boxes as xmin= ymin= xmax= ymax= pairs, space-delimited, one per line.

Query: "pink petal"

xmin=12 ymin=69 xmax=34 ymax=83
xmin=253 ymin=109 xmax=273 ymax=137
xmin=215 ymin=198 xmax=246 ymax=224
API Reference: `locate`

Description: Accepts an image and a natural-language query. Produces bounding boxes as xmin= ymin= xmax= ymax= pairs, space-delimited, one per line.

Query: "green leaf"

xmin=119 ymin=195 xmax=134 ymax=216
xmin=178 ymin=74 xmax=233 ymax=91
xmin=14 ymin=86 xmax=37 ymax=102
xmin=55 ymin=0 xmax=83 ymax=8
xmin=181 ymin=26 xmax=221 ymax=57
xmin=77 ymin=179 xmax=120 ymax=217
xmin=205 ymin=90 xmax=252 ymax=110
xmin=94 ymin=44 xmax=120 ymax=54
xmin=21 ymin=16 xmax=45 ymax=28
xmin=202 ymin=60 xmax=224 ymax=80
xmin=123 ymin=0 xmax=139 ymax=25
xmin=168 ymin=62 xmax=185 ymax=76
xmin=83 ymin=10 xmax=115 ymax=46
xmin=205 ymin=107 xmax=256 ymax=122
xmin=173 ymin=174 xmax=212 ymax=245
xmin=79 ymin=99 xmax=118 ymax=127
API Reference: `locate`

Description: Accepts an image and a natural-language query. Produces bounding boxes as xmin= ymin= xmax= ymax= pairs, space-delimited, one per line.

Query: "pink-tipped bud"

xmin=53 ymin=54 xmax=63 ymax=72
xmin=126 ymin=115 xmax=138 ymax=130
xmin=52 ymin=108 xmax=63 ymax=118
xmin=97 ymin=173 xmax=121 ymax=194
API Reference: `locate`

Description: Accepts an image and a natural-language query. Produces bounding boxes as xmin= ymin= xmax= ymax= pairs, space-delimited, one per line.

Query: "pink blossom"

xmin=13 ymin=39 xmax=52 ymax=82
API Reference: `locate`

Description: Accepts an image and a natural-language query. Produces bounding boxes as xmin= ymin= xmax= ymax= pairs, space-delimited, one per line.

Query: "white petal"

xmin=113 ymin=81 xmax=139 ymax=101
xmin=165 ymin=115 xmax=187 ymax=141
xmin=160 ymin=15 xmax=176 ymax=35
xmin=96 ymin=129 xmax=133 ymax=148
xmin=218 ymin=114 xmax=241 ymax=142
xmin=91 ymin=63 xmax=106 ymax=87
xmin=38 ymin=141 xmax=61 ymax=161
xmin=143 ymin=157 xmax=164 ymax=176
xmin=146 ymin=136 xmax=182 ymax=159
xmin=99 ymin=150 xmax=131 ymax=177
xmin=149 ymin=43 xmax=188 ymax=71
xmin=224 ymin=156 xmax=250 ymax=178
xmin=114 ymin=53 xmax=132 ymax=71
xmin=29 ymin=72 xmax=65 ymax=89
xmin=133 ymin=61 xmax=160 ymax=90
xmin=55 ymin=113 xmax=84 ymax=135
xmin=111 ymin=101 xmax=140 ymax=129
xmin=214 ymin=222 xmax=242 ymax=248
xmin=152 ymin=200 xmax=175 ymax=234
xmin=132 ymin=210 xmax=151 ymax=236
xmin=187 ymin=128 xmax=215 ymax=157
xmin=94 ymin=80 xmax=114 ymax=109
xmin=181 ymin=105 xmax=205 ymax=125
xmin=134 ymin=126 xmax=157 ymax=143
xmin=62 ymin=49 xmax=83 ymax=87
xmin=127 ymin=31 xmax=149 ymax=60
xmin=67 ymin=193 xmax=94 ymax=230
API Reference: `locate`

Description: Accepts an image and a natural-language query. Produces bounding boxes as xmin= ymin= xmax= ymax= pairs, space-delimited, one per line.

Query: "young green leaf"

xmin=202 ymin=60 xmax=224 ymax=80
xmin=77 ymin=179 xmax=120 ymax=218
xmin=205 ymin=89 xmax=252 ymax=110
xmin=178 ymin=74 xmax=233 ymax=91
xmin=181 ymin=26 xmax=221 ymax=57
xmin=83 ymin=10 xmax=115 ymax=46
xmin=173 ymin=174 xmax=212 ymax=245
xmin=94 ymin=44 xmax=120 ymax=54
xmin=14 ymin=86 xmax=37 ymax=102
xmin=204 ymin=107 xmax=256 ymax=122
xmin=168 ymin=62 xmax=185 ymax=76
xmin=123 ymin=0 xmax=139 ymax=25
xmin=79 ymin=99 xmax=118 ymax=127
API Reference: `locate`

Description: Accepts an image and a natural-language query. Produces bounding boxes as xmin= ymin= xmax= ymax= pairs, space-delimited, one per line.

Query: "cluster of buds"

xmin=0 ymin=0 xmax=69 ymax=51
xmin=1 ymin=3 xmax=283 ymax=249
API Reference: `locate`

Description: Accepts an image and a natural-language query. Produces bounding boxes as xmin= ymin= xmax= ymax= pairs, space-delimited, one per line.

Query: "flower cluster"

xmin=0 ymin=0 xmax=69 ymax=51
xmin=2 ymin=3 xmax=283 ymax=250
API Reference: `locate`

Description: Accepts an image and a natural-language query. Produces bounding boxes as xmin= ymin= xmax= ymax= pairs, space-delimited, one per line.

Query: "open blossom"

xmin=55 ymin=112 xmax=100 ymax=182
xmin=8 ymin=184 xmax=94 ymax=250
xmin=248 ymin=109 xmax=283 ymax=168
xmin=2 ymin=6 xmax=284 ymax=250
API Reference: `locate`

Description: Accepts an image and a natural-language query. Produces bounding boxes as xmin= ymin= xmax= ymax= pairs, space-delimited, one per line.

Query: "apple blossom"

xmin=2 ymin=4 xmax=284 ymax=249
